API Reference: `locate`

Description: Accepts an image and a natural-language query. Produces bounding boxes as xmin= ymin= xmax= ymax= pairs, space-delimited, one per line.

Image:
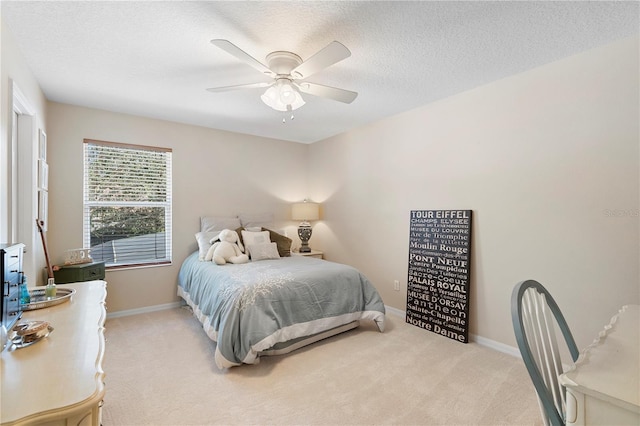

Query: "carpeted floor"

xmin=102 ymin=307 xmax=542 ymax=425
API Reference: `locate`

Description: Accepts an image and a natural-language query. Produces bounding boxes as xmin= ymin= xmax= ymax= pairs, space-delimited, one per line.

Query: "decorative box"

xmin=53 ymin=261 xmax=105 ymax=284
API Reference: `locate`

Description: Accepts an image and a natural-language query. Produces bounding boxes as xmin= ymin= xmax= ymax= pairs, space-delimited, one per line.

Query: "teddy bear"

xmin=204 ymin=229 xmax=249 ymax=265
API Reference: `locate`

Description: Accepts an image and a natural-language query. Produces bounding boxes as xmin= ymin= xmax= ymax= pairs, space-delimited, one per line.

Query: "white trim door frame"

xmin=11 ymin=81 xmax=38 ymax=283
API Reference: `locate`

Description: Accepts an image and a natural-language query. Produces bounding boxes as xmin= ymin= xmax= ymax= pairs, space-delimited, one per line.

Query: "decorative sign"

xmin=406 ymin=210 xmax=472 ymax=343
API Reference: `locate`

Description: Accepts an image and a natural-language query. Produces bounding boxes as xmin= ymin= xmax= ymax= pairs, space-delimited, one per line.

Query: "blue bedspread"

xmin=178 ymin=251 xmax=386 ymax=368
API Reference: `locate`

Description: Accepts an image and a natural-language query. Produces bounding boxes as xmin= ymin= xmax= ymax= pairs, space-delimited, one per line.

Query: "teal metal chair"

xmin=511 ymin=280 xmax=580 ymax=426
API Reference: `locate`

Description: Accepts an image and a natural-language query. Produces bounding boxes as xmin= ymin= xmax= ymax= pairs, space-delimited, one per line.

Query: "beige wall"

xmin=8 ymin=16 xmax=639 ymax=351
xmin=308 ymin=36 xmax=640 ymax=350
xmin=46 ymin=103 xmax=308 ymax=312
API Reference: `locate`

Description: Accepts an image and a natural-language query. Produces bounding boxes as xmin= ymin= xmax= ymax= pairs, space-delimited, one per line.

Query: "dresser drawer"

xmin=3 ymin=288 xmax=21 ymax=328
xmin=2 ymin=243 xmax=24 ymax=334
xmin=81 ymin=263 xmax=105 ymax=281
xmin=4 ymin=250 xmax=21 ymax=268
xmin=5 ymin=268 xmax=21 ymax=287
xmin=4 ymin=278 xmax=20 ymax=300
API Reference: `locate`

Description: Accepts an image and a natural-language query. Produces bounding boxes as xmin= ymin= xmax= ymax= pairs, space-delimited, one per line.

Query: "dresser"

xmin=1 ymin=243 xmax=24 ymax=334
xmin=560 ymin=305 xmax=640 ymax=425
xmin=1 ymin=280 xmax=107 ymax=426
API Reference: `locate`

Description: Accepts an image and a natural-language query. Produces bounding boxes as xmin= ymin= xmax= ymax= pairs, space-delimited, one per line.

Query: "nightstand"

xmin=53 ymin=261 xmax=105 ymax=284
xmin=291 ymin=250 xmax=323 ymax=259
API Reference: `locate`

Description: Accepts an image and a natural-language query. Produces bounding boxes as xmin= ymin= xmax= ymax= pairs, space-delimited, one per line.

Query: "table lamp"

xmin=291 ymin=200 xmax=320 ymax=253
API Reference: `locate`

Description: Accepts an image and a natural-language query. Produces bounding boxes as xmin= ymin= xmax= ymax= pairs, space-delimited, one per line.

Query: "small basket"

xmin=64 ymin=248 xmax=92 ymax=265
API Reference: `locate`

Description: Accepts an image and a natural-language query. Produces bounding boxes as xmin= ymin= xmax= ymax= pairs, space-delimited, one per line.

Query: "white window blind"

xmin=83 ymin=139 xmax=172 ymax=268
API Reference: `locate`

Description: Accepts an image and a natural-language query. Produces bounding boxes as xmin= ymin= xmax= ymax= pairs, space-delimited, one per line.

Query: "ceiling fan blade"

xmin=296 ymin=82 xmax=358 ymax=104
xmin=290 ymin=41 xmax=351 ymax=79
xmin=206 ymin=82 xmax=273 ymax=93
xmin=210 ymin=39 xmax=275 ymax=77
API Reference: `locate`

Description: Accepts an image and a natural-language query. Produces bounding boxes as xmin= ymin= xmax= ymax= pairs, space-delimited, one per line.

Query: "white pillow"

xmin=239 ymin=213 xmax=274 ymax=229
xmin=195 ymin=231 xmax=220 ymax=260
xmin=200 ymin=216 xmax=241 ymax=233
xmin=241 ymin=230 xmax=271 ymax=258
xmin=247 ymin=242 xmax=280 ymax=261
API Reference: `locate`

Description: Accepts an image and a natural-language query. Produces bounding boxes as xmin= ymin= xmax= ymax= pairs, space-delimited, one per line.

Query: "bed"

xmin=178 ymin=221 xmax=386 ymax=368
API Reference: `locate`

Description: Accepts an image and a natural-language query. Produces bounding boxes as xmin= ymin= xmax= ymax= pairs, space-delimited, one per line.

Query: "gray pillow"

xmin=238 ymin=212 xmax=274 ymax=229
xmin=200 ymin=216 xmax=241 ymax=233
xmin=263 ymin=228 xmax=292 ymax=257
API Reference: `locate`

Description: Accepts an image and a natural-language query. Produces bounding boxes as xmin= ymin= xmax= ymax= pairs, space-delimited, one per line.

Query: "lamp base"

xmin=298 ymin=224 xmax=312 ymax=253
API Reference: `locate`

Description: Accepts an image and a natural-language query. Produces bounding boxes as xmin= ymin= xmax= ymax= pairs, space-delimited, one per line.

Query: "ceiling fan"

xmin=206 ymin=39 xmax=358 ymax=119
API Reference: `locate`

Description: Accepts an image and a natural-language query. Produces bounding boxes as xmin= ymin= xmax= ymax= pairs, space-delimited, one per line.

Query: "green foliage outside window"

xmin=89 ymin=206 xmax=165 ymax=246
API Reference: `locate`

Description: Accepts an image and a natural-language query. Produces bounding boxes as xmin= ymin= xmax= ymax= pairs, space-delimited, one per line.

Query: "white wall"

xmin=308 ymin=36 xmax=640 ymax=350
xmin=46 ymin=102 xmax=309 ymax=312
xmin=1 ymin=18 xmax=47 ymax=282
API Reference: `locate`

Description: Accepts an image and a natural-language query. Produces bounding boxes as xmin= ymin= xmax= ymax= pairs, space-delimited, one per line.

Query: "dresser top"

xmin=0 ymin=243 xmax=24 ymax=251
xmin=560 ymin=305 xmax=640 ymax=412
xmin=1 ymin=280 xmax=107 ymax=424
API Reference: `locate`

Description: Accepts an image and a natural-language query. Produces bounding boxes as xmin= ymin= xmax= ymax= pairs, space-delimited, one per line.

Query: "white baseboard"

xmin=107 ymin=301 xmax=182 ymax=319
xmin=384 ymin=305 xmax=521 ymax=358
xmin=384 ymin=304 xmax=406 ymax=318
xmin=471 ymin=334 xmax=521 ymax=358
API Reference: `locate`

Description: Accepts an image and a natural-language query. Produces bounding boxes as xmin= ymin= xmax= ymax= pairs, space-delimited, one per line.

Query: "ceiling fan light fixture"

xmin=279 ymin=81 xmax=297 ymax=105
xmin=209 ymin=40 xmax=356 ymax=112
xmin=261 ymin=79 xmax=305 ymax=112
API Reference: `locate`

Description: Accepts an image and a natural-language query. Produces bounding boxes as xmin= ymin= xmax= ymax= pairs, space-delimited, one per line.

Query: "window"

xmin=83 ymin=139 xmax=172 ymax=268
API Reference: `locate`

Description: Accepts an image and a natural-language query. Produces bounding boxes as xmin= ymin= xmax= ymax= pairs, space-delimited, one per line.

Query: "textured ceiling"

xmin=2 ymin=1 xmax=638 ymax=144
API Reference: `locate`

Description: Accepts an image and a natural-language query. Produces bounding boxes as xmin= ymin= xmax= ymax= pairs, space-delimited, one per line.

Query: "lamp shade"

xmin=261 ymin=79 xmax=305 ymax=112
xmin=291 ymin=202 xmax=320 ymax=221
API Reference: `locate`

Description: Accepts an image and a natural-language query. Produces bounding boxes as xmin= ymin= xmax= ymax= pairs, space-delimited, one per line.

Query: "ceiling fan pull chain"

xmin=281 ymin=105 xmax=295 ymax=124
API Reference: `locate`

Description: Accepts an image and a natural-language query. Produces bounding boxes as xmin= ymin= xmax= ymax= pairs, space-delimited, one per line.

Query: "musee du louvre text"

xmin=406 ymin=210 xmax=472 ymax=343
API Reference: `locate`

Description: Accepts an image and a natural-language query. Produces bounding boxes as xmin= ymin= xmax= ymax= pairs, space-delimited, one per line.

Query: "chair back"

xmin=511 ymin=280 xmax=580 ymax=426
